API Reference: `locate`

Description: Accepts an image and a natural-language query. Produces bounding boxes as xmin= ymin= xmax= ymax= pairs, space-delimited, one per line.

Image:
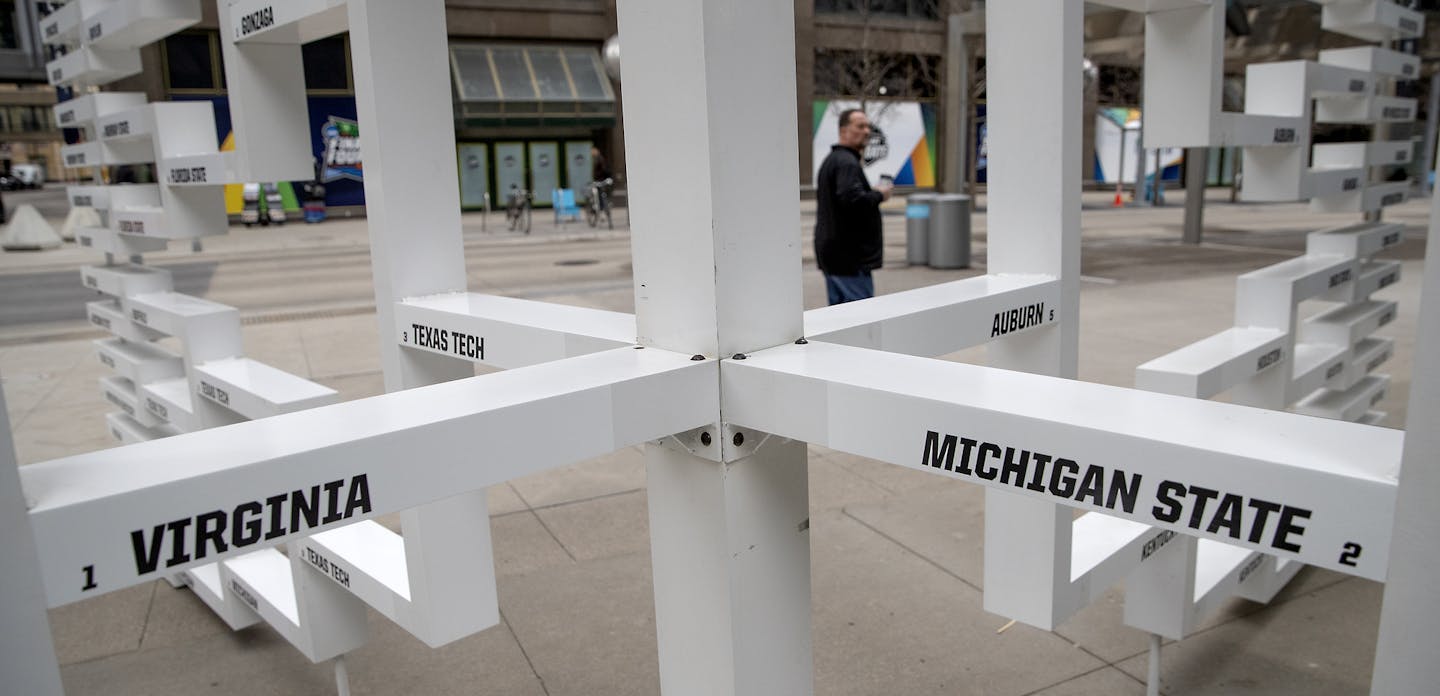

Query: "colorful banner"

xmin=173 ymin=95 xmax=365 ymax=212
xmin=1094 ymin=107 xmax=1183 ymax=185
xmin=812 ymin=100 xmax=937 ymax=187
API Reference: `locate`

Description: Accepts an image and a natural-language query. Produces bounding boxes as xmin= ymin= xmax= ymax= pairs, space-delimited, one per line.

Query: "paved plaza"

xmin=0 ymin=186 xmax=1428 ymax=695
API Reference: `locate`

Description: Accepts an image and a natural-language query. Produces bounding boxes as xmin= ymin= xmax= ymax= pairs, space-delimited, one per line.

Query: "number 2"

xmin=1338 ymin=543 xmax=1362 ymax=567
xmin=82 ymin=565 xmax=97 ymax=591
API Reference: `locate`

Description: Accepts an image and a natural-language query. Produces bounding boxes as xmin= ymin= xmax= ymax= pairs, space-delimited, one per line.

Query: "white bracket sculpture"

xmin=2 ymin=1 xmax=1438 ymax=695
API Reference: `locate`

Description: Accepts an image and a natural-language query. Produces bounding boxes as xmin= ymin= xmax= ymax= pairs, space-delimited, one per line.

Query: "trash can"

xmin=928 ymin=193 xmax=971 ymax=269
xmin=905 ymin=194 xmax=935 ymax=266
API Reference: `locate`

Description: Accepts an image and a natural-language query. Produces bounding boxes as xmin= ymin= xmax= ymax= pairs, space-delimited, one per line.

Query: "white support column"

xmin=1370 ymin=147 xmax=1440 ymax=695
xmin=0 ymin=383 xmax=63 ymax=696
xmin=617 ymin=0 xmax=811 ymax=693
xmin=981 ymin=0 xmax=1084 ymax=630
xmin=347 ymin=0 xmax=470 ymax=393
xmin=346 ymin=0 xmax=496 ymax=644
xmin=215 ymin=2 xmax=313 ymax=183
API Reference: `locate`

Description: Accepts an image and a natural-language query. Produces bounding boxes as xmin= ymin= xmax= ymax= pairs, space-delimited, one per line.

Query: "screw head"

xmin=732 ymin=432 xmax=744 ymax=447
xmin=691 ymin=354 xmax=705 ymax=361
xmin=700 ymin=431 xmax=713 ymax=446
xmin=795 ymin=338 xmax=808 ymax=345
xmin=732 ymin=353 xmax=747 ymax=360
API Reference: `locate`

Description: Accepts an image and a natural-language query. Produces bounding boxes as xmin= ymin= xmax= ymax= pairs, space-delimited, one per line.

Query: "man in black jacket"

xmin=815 ymin=108 xmax=892 ymax=304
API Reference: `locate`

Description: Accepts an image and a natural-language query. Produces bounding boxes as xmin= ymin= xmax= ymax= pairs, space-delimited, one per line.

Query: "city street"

xmin=0 ymin=187 xmax=1430 ymax=695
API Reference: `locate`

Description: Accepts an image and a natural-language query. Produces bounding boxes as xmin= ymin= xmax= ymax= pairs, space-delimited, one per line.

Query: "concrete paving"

xmin=0 ymin=187 xmax=1429 ymax=695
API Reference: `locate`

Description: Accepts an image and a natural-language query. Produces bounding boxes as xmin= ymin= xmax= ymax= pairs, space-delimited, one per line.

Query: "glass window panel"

xmin=452 ymin=47 xmax=498 ymax=101
xmin=0 ymin=2 xmax=16 ymax=50
xmin=164 ymin=33 xmax=215 ymax=90
xmin=302 ymin=34 xmax=349 ymax=91
xmin=564 ymin=50 xmax=607 ymax=100
xmin=490 ymin=47 xmax=536 ymax=99
xmin=527 ymin=48 xmax=572 ymax=100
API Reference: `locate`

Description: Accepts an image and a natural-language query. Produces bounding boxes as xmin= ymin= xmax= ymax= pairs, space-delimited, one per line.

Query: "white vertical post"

xmin=347 ymin=0 xmax=471 ymax=393
xmin=216 ymin=3 xmax=313 ymax=183
xmin=981 ymin=0 xmax=1084 ymax=630
xmin=1369 ymin=145 xmax=1440 ymax=694
xmin=0 ymin=382 xmax=63 ymax=695
xmin=347 ymin=0 xmax=496 ymax=639
xmin=617 ymin=0 xmax=811 ymax=693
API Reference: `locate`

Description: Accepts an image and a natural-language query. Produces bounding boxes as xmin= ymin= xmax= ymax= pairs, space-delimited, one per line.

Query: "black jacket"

xmin=814 ymin=144 xmax=883 ymax=276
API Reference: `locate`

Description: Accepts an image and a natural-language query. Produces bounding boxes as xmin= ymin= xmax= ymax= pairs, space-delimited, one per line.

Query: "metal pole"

xmin=1423 ymin=72 xmax=1439 ymax=196
xmin=0 ymin=381 xmax=64 ymax=695
xmin=944 ymin=15 xmax=968 ymax=194
xmin=1370 ymin=134 xmax=1440 ymax=696
xmin=1146 ymin=634 xmax=1162 ymax=696
xmin=1183 ymin=147 xmax=1207 ymax=243
xmin=981 ymin=0 xmax=1083 ymax=629
xmin=618 ymin=0 xmax=813 ymax=692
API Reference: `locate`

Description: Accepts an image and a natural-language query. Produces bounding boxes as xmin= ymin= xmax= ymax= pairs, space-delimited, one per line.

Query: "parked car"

xmin=9 ymin=163 xmax=44 ymax=188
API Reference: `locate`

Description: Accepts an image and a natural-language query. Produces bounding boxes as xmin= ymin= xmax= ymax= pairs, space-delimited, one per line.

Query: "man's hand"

xmin=878 ymin=182 xmax=894 ymax=201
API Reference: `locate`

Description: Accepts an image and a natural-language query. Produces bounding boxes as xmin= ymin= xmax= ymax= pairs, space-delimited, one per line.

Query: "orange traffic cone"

xmin=1112 ymin=190 xmax=1124 ymax=208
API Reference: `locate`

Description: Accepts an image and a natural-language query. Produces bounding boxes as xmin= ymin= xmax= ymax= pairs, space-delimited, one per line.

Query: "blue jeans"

xmin=825 ymin=270 xmax=874 ymax=305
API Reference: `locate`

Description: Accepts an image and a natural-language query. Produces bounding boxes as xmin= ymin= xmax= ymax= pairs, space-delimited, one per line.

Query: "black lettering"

xmin=975 ymin=443 xmax=1001 ymax=481
xmin=1378 ymin=272 xmax=1398 ymax=289
xmin=1049 ymin=458 xmax=1079 ymax=499
xmin=1025 ymin=453 xmax=1050 ymax=492
xmin=1152 ymin=480 xmax=1186 ymax=523
xmin=321 ymin=479 xmax=345 ymax=523
xmin=998 ymin=447 xmax=1029 ymax=487
xmin=344 ymin=474 xmax=372 ymax=518
xmin=1273 ymin=506 xmax=1311 ymax=553
xmin=1238 ymin=555 xmax=1264 ymax=584
xmin=290 ymin=485 xmax=321 ymax=533
xmin=1273 ymin=128 xmax=1296 ymax=144
xmin=194 ymin=510 xmax=228 ymax=560
xmin=1075 ymin=465 xmax=1105 ymax=507
xmin=1329 ymin=269 xmax=1351 ymax=288
xmin=1343 ymin=177 xmax=1359 ymax=191
xmin=955 ymin=437 xmax=977 ymax=475
xmin=1141 ymin=530 xmax=1176 ymax=561
xmin=1348 ymin=79 xmax=1366 ymax=93
xmin=88 ymin=22 xmax=101 ymax=40
xmin=233 ymin=501 xmax=262 ymax=547
xmin=1206 ymin=494 xmax=1245 ymax=539
xmin=922 ymin=431 xmax=956 ymax=471
xmin=1381 ymin=192 xmax=1405 ymax=207
xmin=1256 ymin=348 xmax=1281 ymax=372
xmin=264 ymin=493 xmax=287 ymax=540
xmin=131 ymin=525 xmax=166 ymax=574
xmin=1186 ymin=486 xmax=1219 ymax=530
xmin=1247 ymin=498 xmax=1282 ymax=544
xmin=164 ymin=518 xmax=192 ymax=568
xmin=1326 ymin=362 xmax=1345 ymax=380
xmin=1107 ymin=470 xmax=1140 ymax=513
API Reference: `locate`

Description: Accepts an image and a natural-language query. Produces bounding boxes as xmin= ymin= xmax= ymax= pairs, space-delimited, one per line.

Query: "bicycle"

xmin=505 ymin=186 xmax=532 ymax=234
xmin=585 ymin=178 xmax=613 ymax=229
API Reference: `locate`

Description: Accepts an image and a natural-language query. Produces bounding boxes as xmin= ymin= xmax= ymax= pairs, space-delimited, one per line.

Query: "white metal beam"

xmin=396 ymin=292 xmax=635 ymax=368
xmin=22 ymin=347 xmax=715 ymax=608
xmin=722 ymin=342 xmax=1400 ymax=582
xmin=804 ymin=274 xmax=1059 ymax=357
xmin=0 ymin=383 xmax=63 ymax=695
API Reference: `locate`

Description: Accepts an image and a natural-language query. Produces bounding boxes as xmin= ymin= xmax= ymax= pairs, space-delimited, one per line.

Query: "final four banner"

xmin=812 ymin=100 xmax=937 ymax=188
